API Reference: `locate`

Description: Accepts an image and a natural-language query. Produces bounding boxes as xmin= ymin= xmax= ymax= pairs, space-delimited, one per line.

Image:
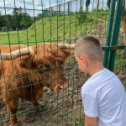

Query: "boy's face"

xmin=75 ymin=53 xmax=88 ymax=73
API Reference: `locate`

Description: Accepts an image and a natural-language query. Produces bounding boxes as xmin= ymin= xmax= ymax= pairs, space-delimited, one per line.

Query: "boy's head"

xmin=74 ymin=35 xmax=103 ymax=73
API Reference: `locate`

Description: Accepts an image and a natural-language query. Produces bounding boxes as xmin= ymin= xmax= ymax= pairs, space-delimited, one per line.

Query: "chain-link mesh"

xmin=0 ymin=0 xmax=125 ymax=126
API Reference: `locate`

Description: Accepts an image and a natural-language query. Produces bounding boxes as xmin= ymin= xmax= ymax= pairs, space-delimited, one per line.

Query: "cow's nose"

xmin=43 ymin=87 xmax=51 ymax=94
xmin=59 ymin=81 xmax=68 ymax=89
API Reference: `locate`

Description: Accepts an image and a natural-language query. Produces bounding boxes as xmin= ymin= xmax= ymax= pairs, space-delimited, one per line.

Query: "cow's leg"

xmin=1 ymin=89 xmax=20 ymax=126
xmin=6 ymin=98 xmax=19 ymax=126
xmin=33 ymin=99 xmax=46 ymax=112
xmin=33 ymin=96 xmax=44 ymax=112
xmin=33 ymin=99 xmax=39 ymax=107
xmin=33 ymin=87 xmax=43 ymax=107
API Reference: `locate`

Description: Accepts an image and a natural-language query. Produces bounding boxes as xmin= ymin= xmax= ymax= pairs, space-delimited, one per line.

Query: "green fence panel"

xmin=104 ymin=0 xmax=116 ymax=67
xmin=0 ymin=0 xmax=125 ymax=126
xmin=108 ymin=0 xmax=124 ymax=71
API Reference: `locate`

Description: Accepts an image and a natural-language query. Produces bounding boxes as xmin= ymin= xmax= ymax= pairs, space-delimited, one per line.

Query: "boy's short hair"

xmin=75 ymin=35 xmax=103 ymax=62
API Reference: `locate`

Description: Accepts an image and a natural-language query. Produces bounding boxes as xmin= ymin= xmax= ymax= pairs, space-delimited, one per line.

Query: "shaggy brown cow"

xmin=0 ymin=42 xmax=74 ymax=126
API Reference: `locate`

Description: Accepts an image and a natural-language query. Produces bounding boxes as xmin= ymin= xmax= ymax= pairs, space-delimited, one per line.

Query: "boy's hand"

xmin=85 ymin=115 xmax=98 ymax=126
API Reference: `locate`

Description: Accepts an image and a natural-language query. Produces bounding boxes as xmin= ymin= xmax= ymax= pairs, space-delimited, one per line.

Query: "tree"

xmin=86 ymin=0 xmax=90 ymax=11
xmin=80 ymin=0 xmax=83 ymax=12
xmin=0 ymin=12 xmax=5 ymax=30
xmin=0 ymin=14 xmax=13 ymax=31
xmin=96 ymin=0 xmax=99 ymax=10
xmin=12 ymin=7 xmax=22 ymax=30
xmin=0 ymin=7 xmax=33 ymax=31
xmin=12 ymin=7 xmax=33 ymax=30
xmin=20 ymin=12 xmax=33 ymax=29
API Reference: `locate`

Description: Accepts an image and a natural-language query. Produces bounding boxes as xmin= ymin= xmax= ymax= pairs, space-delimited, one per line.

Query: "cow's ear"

xmin=61 ymin=48 xmax=71 ymax=60
xmin=19 ymin=46 xmax=37 ymax=69
xmin=56 ymin=48 xmax=71 ymax=63
xmin=19 ymin=56 xmax=37 ymax=69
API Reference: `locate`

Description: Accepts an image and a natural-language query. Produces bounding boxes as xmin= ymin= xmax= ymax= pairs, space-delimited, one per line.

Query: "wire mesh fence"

xmin=0 ymin=0 xmax=126 ymax=126
xmin=114 ymin=49 xmax=126 ymax=88
xmin=0 ymin=0 xmax=110 ymax=45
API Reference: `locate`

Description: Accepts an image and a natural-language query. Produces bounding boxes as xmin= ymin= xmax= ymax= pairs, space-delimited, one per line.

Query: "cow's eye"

xmin=56 ymin=61 xmax=64 ymax=66
xmin=45 ymin=64 xmax=51 ymax=68
xmin=37 ymin=64 xmax=43 ymax=69
xmin=61 ymin=61 xmax=64 ymax=64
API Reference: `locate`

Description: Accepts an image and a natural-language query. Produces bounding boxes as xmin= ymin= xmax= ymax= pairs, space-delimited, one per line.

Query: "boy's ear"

xmin=80 ymin=56 xmax=88 ymax=65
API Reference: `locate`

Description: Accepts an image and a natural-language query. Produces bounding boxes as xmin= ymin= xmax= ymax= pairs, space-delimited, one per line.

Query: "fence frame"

xmin=104 ymin=0 xmax=124 ymax=71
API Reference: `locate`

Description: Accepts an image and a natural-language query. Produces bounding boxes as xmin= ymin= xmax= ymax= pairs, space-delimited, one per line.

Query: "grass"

xmin=74 ymin=117 xmax=84 ymax=126
xmin=0 ymin=10 xmax=109 ymax=45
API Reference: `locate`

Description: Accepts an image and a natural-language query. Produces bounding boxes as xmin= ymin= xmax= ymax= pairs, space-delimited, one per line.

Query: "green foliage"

xmin=0 ymin=16 xmax=5 ymax=30
xmin=0 ymin=7 xmax=33 ymax=31
xmin=12 ymin=7 xmax=33 ymax=30
xmin=19 ymin=13 xmax=33 ymax=29
xmin=76 ymin=11 xmax=87 ymax=25
xmin=74 ymin=117 xmax=84 ymax=126
xmin=36 ymin=14 xmax=43 ymax=20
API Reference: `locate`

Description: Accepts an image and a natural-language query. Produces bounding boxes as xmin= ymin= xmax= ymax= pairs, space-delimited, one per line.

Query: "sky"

xmin=0 ymin=0 xmax=107 ymax=16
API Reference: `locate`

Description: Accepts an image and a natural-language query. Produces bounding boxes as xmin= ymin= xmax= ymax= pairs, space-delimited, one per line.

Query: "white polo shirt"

xmin=81 ymin=68 xmax=126 ymax=126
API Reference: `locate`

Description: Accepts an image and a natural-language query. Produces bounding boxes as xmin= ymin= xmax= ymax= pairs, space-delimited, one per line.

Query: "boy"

xmin=74 ymin=36 xmax=126 ymax=126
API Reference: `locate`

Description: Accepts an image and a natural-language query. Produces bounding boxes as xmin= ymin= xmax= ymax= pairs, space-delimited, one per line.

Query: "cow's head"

xmin=0 ymin=43 xmax=75 ymax=93
xmin=30 ymin=43 xmax=71 ymax=93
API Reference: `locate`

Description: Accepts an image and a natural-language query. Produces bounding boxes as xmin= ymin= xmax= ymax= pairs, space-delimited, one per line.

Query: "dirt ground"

xmin=0 ymin=56 xmax=88 ymax=126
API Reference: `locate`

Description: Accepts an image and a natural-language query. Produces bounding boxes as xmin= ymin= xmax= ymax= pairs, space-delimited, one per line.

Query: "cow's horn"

xmin=58 ymin=43 xmax=75 ymax=49
xmin=0 ymin=48 xmax=33 ymax=60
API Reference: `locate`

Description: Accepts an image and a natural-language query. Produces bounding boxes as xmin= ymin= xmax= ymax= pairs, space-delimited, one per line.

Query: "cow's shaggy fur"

xmin=0 ymin=43 xmax=70 ymax=126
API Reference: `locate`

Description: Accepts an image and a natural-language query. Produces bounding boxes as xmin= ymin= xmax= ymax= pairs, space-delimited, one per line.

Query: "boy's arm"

xmin=84 ymin=115 xmax=98 ymax=126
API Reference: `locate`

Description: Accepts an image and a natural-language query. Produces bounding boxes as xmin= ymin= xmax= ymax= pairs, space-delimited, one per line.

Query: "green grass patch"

xmin=74 ymin=116 xmax=84 ymax=126
xmin=0 ymin=11 xmax=109 ymax=45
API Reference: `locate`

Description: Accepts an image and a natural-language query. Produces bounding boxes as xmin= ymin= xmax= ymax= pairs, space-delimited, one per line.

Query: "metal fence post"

xmin=108 ymin=0 xmax=124 ymax=71
xmin=104 ymin=0 xmax=124 ymax=71
xmin=104 ymin=0 xmax=116 ymax=68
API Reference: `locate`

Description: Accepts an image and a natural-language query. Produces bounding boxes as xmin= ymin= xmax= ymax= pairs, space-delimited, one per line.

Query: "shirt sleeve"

xmin=81 ymin=93 xmax=98 ymax=118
